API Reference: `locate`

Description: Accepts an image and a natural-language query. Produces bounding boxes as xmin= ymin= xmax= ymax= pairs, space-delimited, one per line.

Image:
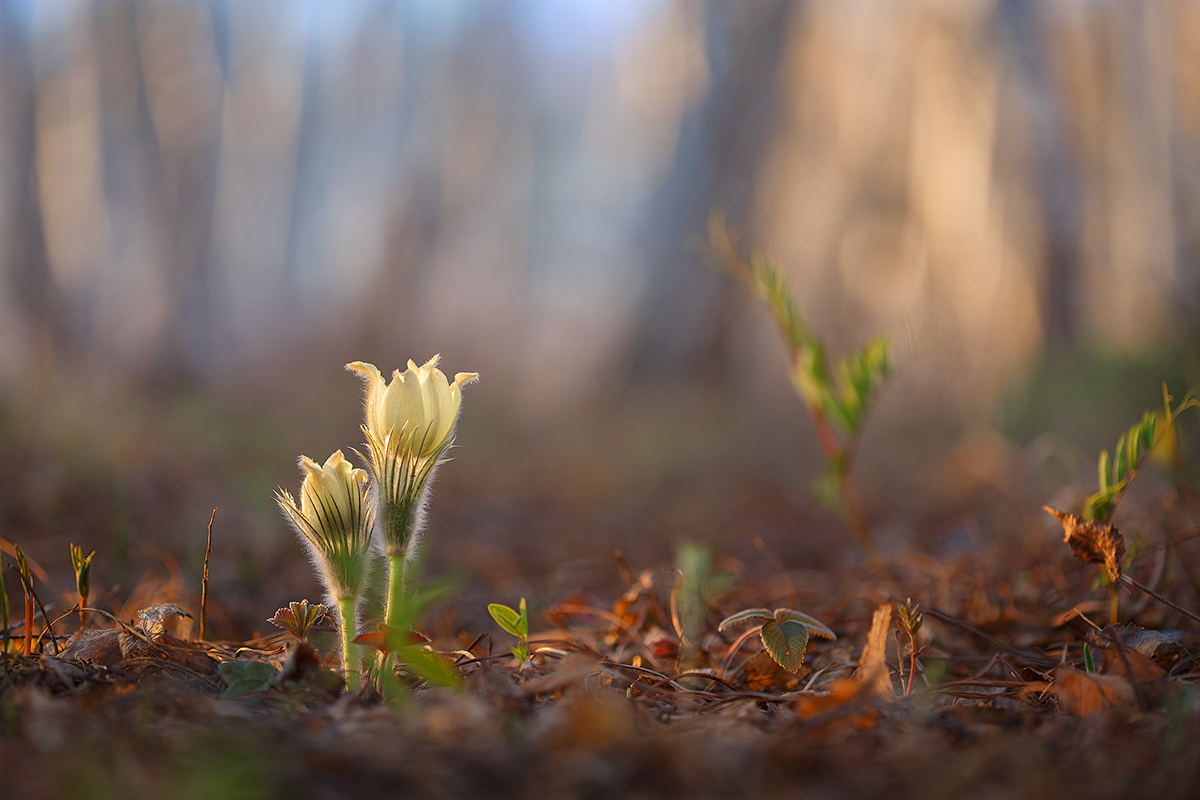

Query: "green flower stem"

xmin=338 ymin=597 xmax=360 ymax=692
xmin=377 ymin=553 xmax=408 ymax=700
xmin=385 ymin=553 xmax=406 ymax=633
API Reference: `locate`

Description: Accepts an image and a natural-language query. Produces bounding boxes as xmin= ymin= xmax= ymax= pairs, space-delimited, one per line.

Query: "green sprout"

xmin=13 ymin=546 xmax=34 ymax=657
xmin=1083 ymin=384 xmax=1197 ymax=524
xmin=718 ymin=607 xmax=836 ymax=674
xmin=69 ymin=544 xmax=95 ymax=629
xmin=896 ymin=598 xmax=923 ymax=695
xmin=1046 ymin=385 xmax=1199 ymax=625
xmin=488 ymin=598 xmax=530 ymax=663
xmin=709 ymin=213 xmax=891 ymax=568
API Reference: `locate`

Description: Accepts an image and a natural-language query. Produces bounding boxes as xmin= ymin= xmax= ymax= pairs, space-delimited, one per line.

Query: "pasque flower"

xmin=277 ymin=450 xmax=374 ymax=690
xmin=346 ymin=356 xmax=477 ymax=639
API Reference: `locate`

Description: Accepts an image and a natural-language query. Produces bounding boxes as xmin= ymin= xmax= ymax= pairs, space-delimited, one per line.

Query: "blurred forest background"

xmin=2 ymin=0 xmax=1200 ymax=637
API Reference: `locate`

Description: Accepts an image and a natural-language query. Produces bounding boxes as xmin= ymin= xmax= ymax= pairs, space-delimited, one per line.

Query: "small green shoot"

xmin=718 ymin=607 xmax=836 ymax=673
xmin=1047 ymin=385 xmax=1199 ymax=625
xmin=13 ymin=546 xmax=33 ymax=657
xmin=672 ymin=542 xmax=737 ymax=669
xmin=488 ymin=598 xmax=529 ymax=662
xmin=0 ymin=557 xmax=8 ymax=654
xmin=1084 ymin=385 xmax=1197 ymax=523
xmin=69 ymin=543 xmax=95 ymax=629
xmin=708 ymin=213 xmax=891 ymax=568
xmin=896 ymin=598 xmax=923 ymax=695
xmin=1083 ymin=642 xmax=1095 ymax=674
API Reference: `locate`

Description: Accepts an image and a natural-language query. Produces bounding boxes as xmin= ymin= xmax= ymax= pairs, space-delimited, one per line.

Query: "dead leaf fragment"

xmin=739 ymin=650 xmax=802 ymax=692
xmin=1043 ymin=506 xmax=1125 ymax=582
xmin=855 ymin=603 xmax=894 ymax=698
xmin=137 ymin=603 xmax=193 ymax=638
xmin=1099 ymin=646 xmax=1165 ymax=683
xmin=1054 ymin=666 xmax=1135 ymax=716
xmin=59 ymin=629 xmax=124 ymax=666
xmin=793 ymin=679 xmax=878 ymax=729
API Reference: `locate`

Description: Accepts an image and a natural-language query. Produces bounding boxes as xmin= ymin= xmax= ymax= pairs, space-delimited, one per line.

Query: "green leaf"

xmin=717 ymin=608 xmax=774 ymax=631
xmin=773 ymin=608 xmax=837 ymax=641
xmin=1083 ymin=642 xmax=1095 ymax=674
xmin=759 ymin=619 xmax=809 ymax=673
xmin=397 ymin=645 xmax=462 ymax=689
xmin=219 ymin=660 xmax=279 ymax=697
xmin=488 ymin=603 xmax=526 ymax=639
xmin=1098 ymin=450 xmax=1110 ymax=493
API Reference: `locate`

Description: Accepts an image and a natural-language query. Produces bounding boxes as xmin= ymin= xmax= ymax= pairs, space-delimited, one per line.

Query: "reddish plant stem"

xmin=23 ymin=595 xmax=32 ymax=657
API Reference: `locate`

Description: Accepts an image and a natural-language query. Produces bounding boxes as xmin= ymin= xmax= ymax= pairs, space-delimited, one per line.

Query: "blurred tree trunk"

xmin=998 ymin=0 xmax=1082 ymax=347
xmin=135 ymin=0 xmax=228 ymax=380
xmin=0 ymin=9 xmax=64 ymax=370
xmin=627 ymin=0 xmax=796 ymax=384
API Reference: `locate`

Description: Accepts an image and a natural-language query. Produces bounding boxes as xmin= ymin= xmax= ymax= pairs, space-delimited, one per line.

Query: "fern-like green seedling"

xmin=708 ymin=213 xmax=891 ymax=567
xmin=269 ymin=600 xmax=329 ymax=642
xmin=718 ymin=608 xmax=837 ymax=673
xmin=1084 ymin=385 xmax=1197 ymax=523
xmin=488 ymin=598 xmax=529 ymax=662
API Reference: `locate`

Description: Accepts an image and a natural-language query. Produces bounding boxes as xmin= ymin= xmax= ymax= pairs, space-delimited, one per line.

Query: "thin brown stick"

xmin=718 ymin=625 xmax=764 ymax=679
xmin=200 ymin=508 xmax=216 ymax=642
xmin=1120 ymin=573 xmax=1200 ymax=626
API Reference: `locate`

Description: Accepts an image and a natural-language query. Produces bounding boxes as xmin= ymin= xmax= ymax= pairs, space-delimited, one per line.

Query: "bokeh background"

xmin=2 ymin=0 xmax=1199 ymax=637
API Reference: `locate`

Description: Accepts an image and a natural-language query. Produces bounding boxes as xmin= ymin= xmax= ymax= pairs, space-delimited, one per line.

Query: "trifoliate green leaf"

xmin=759 ymin=618 xmax=809 ymax=673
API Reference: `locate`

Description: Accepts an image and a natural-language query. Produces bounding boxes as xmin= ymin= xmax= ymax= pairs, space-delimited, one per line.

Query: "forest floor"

xmin=3 ymin=507 xmax=1200 ymax=800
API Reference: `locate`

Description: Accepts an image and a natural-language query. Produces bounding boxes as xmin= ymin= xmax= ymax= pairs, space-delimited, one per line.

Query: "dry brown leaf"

xmin=59 ymin=629 xmax=123 ymax=666
xmin=793 ymin=679 xmax=878 ymax=729
xmin=520 ymin=655 xmax=599 ymax=696
xmin=1100 ymin=646 xmax=1166 ymax=683
xmin=855 ymin=603 xmax=894 ymax=697
xmin=739 ymin=650 xmax=802 ymax=692
xmin=1054 ymin=666 xmax=1134 ymax=716
xmin=1043 ymin=506 xmax=1125 ymax=582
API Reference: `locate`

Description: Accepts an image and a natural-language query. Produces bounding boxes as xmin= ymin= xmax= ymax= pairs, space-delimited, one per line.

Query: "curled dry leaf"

xmin=855 ymin=603 xmax=894 ymax=698
xmin=1043 ymin=506 xmax=1125 ymax=582
xmin=137 ymin=603 xmax=193 ymax=638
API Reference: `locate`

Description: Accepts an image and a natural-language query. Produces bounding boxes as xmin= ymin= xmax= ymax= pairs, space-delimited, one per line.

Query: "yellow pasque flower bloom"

xmin=276 ymin=450 xmax=374 ymax=604
xmin=277 ymin=449 xmax=375 ymax=692
xmin=346 ymin=356 xmax=478 ymax=459
xmin=346 ymin=356 xmax=477 ymax=666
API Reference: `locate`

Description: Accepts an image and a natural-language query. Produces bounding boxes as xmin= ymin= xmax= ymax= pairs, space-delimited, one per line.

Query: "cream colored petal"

xmin=411 ymin=358 xmax=440 ymax=448
xmin=426 ymin=366 xmax=455 ymax=452
xmin=346 ymin=361 xmax=387 ymax=434
xmin=380 ymin=364 xmax=427 ymax=442
xmin=453 ymin=372 xmax=479 ymax=387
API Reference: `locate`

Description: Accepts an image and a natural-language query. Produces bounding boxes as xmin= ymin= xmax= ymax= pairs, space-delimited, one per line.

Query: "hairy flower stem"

xmin=338 ymin=597 xmax=360 ymax=692
xmin=378 ymin=553 xmax=408 ymax=698
xmin=385 ymin=554 xmax=407 ymax=633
